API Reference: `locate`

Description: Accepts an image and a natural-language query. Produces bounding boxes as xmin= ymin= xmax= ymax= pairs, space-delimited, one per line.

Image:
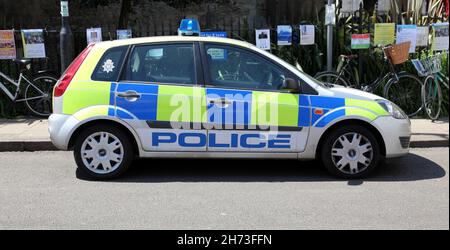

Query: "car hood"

xmin=328 ymin=85 xmax=386 ymax=101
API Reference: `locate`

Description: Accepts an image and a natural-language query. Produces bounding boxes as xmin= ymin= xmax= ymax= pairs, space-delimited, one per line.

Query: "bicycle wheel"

xmin=383 ymin=73 xmax=423 ymax=117
xmin=422 ymin=75 xmax=442 ymax=121
xmin=315 ymin=71 xmax=350 ymax=87
xmin=25 ymin=74 xmax=58 ymax=117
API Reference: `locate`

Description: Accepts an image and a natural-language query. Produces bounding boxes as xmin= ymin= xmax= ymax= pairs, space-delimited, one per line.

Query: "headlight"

xmin=377 ymin=100 xmax=408 ymax=119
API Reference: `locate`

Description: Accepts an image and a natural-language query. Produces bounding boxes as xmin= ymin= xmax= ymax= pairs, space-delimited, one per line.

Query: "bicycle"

xmin=314 ymin=42 xmax=424 ymax=117
xmin=412 ymin=53 xmax=449 ymax=121
xmin=0 ymin=59 xmax=58 ymax=117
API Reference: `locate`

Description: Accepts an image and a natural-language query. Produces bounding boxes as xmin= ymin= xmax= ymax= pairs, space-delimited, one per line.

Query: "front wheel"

xmin=383 ymin=73 xmax=423 ymax=117
xmin=25 ymin=74 xmax=58 ymax=117
xmin=74 ymin=125 xmax=134 ymax=180
xmin=321 ymin=125 xmax=380 ymax=179
xmin=422 ymin=75 xmax=442 ymax=121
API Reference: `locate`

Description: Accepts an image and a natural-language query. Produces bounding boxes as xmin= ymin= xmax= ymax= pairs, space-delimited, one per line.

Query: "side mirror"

xmin=282 ymin=78 xmax=301 ymax=93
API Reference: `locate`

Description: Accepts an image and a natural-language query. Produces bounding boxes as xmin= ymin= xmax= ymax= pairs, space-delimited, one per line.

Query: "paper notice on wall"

xmin=255 ymin=29 xmax=271 ymax=50
xmin=21 ymin=29 xmax=46 ymax=59
xmin=432 ymin=23 xmax=449 ymax=51
xmin=325 ymin=4 xmax=336 ymax=26
xmin=117 ymin=29 xmax=132 ymax=40
xmin=341 ymin=0 xmax=362 ymax=13
xmin=396 ymin=25 xmax=417 ymax=53
xmin=87 ymin=28 xmax=102 ymax=45
xmin=0 ymin=30 xmax=16 ymax=59
xmin=377 ymin=0 xmax=391 ymax=13
xmin=416 ymin=26 xmax=429 ymax=47
xmin=351 ymin=34 xmax=370 ymax=49
xmin=277 ymin=26 xmax=292 ymax=46
xmin=374 ymin=23 xmax=395 ymax=46
xmin=300 ymin=25 xmax=315 ymax=45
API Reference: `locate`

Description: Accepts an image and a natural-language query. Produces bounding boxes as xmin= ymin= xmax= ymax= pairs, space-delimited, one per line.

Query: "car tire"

xmin=321 ymin=125 xmax=380 ymax=179
xmin=74 ymin=125 xmax=134 ymax=180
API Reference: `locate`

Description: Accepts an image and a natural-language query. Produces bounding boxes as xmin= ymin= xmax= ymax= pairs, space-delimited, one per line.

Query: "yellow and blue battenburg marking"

xmin=66 ymin=81 xmax=388 ymax=130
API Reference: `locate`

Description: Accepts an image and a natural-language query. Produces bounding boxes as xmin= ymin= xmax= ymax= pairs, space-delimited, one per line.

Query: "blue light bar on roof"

xmin=178 ymin=19 xmax=201 ymax=36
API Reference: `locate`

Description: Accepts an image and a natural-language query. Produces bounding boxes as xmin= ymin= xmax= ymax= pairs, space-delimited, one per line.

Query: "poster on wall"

xmin=300 ymin=25 xmax=315 ymax=45
xmin=87 ymin=28 xmax=102 ymax=44
xmin=255 ymin=29 xmax=271 ymax=50
xmin=431 ymin=23 xmax=449 ymax=51
xmin=351 ymin=34 xmax=370 ymax=49
xmin=117 ymin=29 xmax=132 ymax=40
xmin=277 ymin=25 xmax=292 ymax=46
xmin=416 ymin=26 xmax=429 ymax=47
xmin=21 ymin=29 xmax=46 ymax=59
xmin=374 ymin=23 xmax=395 ymax=46
xmin=0 ymin=30 xmax=16 ymax=59
xmin=396 ymin=24 xmax=417 ymax=53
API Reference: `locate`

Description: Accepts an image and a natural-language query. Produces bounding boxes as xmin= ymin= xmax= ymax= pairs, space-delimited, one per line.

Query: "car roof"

xmin=93 ymin=36 xmax=255 ymax=49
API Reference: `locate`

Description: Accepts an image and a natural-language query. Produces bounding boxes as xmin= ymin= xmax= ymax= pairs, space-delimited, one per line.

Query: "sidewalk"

xmin=0 ymin=118 xmax=448 ymax=152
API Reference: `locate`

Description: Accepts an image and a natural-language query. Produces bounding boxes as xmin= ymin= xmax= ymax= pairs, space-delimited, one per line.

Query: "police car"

xmin=49 ymin=28 xmax=411 ymax=180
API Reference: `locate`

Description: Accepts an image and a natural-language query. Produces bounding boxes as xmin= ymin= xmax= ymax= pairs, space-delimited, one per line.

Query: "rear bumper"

xmin=48 ymin=114 xmax=77 ymax=150
xmin=372 ymin=116 xmax=411 ymax=158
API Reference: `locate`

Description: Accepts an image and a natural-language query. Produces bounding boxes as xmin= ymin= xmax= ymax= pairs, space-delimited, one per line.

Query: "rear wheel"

xmin=25 ymin=74 xmax=58 ymax=117
xmin=321 ymin=125 xmax=380 ymax=179
xmin=315 ymin=72 xmax=350 ymax=87
xmin=422 ymin=75 xmax=442 ymax=121
xmin=383 ymin=73 xmax=423 ymax=117
xmin=74 ymin=125 xmax=134 ymax=180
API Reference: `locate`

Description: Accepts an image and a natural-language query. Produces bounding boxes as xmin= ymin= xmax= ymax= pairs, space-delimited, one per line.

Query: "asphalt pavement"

xmin=0 ymin=148 xmax=448 ymax=230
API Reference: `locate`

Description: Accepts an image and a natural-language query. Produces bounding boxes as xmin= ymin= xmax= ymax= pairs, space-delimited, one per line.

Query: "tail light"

xmin=54 ymin=43 xmax=95 ymax=97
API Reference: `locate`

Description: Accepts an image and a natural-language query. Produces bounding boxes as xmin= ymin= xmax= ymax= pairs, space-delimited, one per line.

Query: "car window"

xmin=123 ymin=43 xmax=196 ymax=85
xmin=92 ymin=46 xmax=127 ymax=82
xmin=205 ymin=44 xmax=287 ymax=91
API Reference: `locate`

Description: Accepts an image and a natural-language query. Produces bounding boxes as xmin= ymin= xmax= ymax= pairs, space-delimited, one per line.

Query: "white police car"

xmin=49 ymin=28 xmax=411 ymax=180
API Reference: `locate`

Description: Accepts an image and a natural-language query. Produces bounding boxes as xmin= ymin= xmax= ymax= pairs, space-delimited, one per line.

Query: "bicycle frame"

xmin=0 ymin=70 xmax=46 ymax=103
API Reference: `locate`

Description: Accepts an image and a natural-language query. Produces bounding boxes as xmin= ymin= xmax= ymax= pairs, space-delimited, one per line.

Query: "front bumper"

xmin=372 ymin=116 xmax=411 ymax=158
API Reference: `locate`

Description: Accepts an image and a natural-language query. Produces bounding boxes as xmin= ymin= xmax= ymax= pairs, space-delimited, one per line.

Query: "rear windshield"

xmin=91 ymin=46 xmax=128 ymax=82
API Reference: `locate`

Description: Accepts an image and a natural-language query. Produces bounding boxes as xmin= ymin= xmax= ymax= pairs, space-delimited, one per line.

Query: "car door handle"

xmin=209 ymin=98 xmax=232 ymax=105
xmin=117 ymin=91 xmax=141 ymax=101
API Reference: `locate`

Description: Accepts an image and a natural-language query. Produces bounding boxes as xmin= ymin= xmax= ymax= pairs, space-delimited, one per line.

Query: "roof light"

xmin=178 ymin=19 xmax=201 ymax=36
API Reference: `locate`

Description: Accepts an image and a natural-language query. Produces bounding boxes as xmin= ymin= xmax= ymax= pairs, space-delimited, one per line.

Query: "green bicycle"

xmin=412 ymin=53 xmax=449 ymax=121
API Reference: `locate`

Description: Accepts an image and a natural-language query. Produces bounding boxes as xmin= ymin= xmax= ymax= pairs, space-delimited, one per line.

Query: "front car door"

xmin=202 ymin=43 xmax=311 ymax=153
xmin=115 ymin=42 xmax=207 ymax=152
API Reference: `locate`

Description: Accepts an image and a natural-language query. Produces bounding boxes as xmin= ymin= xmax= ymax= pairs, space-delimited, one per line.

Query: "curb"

xmin=410 ymin=140 xmax=449 ymax=148
xmin=0 ymin=140 xmax=448 ymax=152
xmin=0 ymin=141 xmax=58 ymax=152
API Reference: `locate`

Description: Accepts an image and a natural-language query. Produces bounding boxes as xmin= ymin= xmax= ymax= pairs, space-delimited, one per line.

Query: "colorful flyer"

xmin=21 ymin=29 xmax=46 ymax=59
xmin=351 ymin=34 xmax=370 ymax=49
xmin=0 ymin=30 xmax=16 ymax=59
xmin=374 ymin=23 xmax=395 ymax=46
xmin=255 ymin=29 xmax=271 ymax=50
xmin=117 ymin=29 xmax=132 ymax=40
xmin=300 ymin=25 xmax=315 ymax=45
xmin=200 ymin=31 xmax=227 ymax=38
xmin=431 ymin=23 xmax=449 ymax=51
xmin=416 ymin=26 xmax=429 ymax=47
xmin=87 ymin=28 xmax=102 ymax=44
xmin=277 ymin=25 xmax=292 ymax=46
xmin=396 ymin=24 xmax=417 ymax=53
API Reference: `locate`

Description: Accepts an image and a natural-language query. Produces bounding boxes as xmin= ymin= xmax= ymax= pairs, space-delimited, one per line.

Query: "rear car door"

xmin=202 ymin=43 xmax=311 ymax=153
xmin=116 ymin=42 xmax=207 ymax=152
